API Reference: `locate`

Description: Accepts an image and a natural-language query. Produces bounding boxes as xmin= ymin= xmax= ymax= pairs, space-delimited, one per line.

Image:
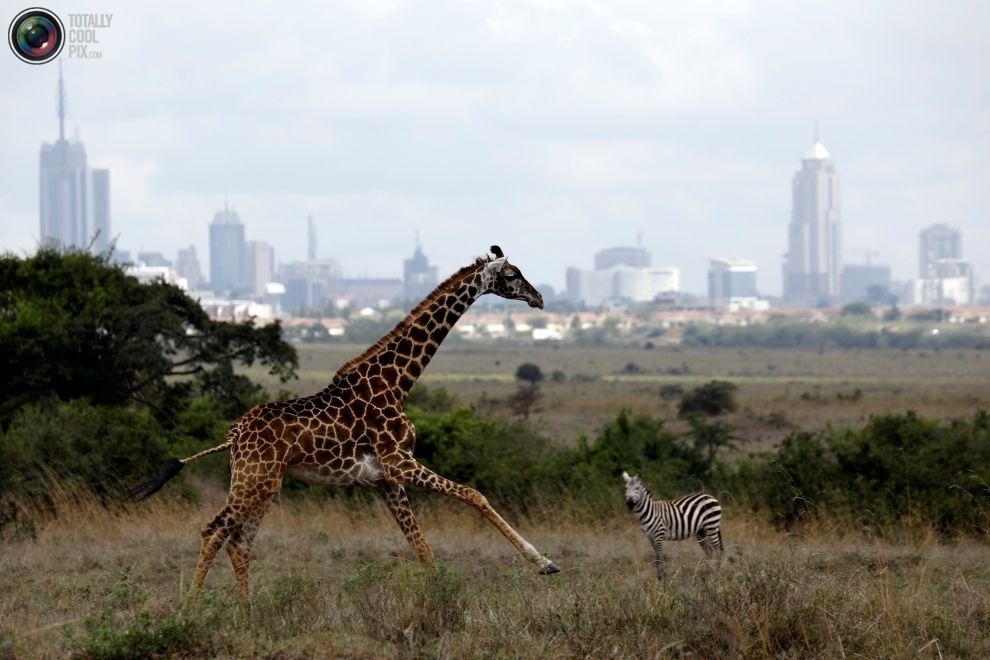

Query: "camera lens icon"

xmin=9 ymin=8 xmax=64 ymax=64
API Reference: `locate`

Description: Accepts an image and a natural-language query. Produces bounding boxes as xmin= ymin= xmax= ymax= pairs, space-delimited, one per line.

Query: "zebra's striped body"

xmin=622 ymin=471 xmax=723 ymax=578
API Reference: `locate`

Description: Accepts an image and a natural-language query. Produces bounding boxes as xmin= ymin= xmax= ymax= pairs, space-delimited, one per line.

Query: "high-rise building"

xmin=246 ymin=240 xmax=275 ymax=297
xmin=175 ymin=245 xmax=203 ymax=290
xmin=39 ymin=64 xmax=110 ymax=253
xmin=918 ymin=224 xmax=961 ymax=277
xmin=841 ymin=264 xmax=891 ymax=302
xmin=89 ymin=169 xmax=110 ymax=253
xmin=594 ymin=246 xmax=651 ymax=270
xmin=708 ymin=259 xmax=760 ymax=309
xmin=782 ymin=137 xmax=841 ymax=305
xmin=403 ymin=242 xmax=438 ymax=303
xmin=911 ymin=224 xmax=973 ymax=306
xmin=307 ymin=214 xmax=317 ymax=261
xmin=278 ymin=217 xmax=344 ymax=313
xmin=209 ymin=206 xmax=246 ymax=296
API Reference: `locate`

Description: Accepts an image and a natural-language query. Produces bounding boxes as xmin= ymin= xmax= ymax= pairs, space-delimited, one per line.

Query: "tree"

xmin=677 ymin=380 xmax=738 ymax=419
xmin=510 ymin=362 xmax=544 ymax=420
xmin=840 ymin=301 xmax=873 ymax=317
xmin=0 ymin=247 xmax=298 ymax=429
xmin=515 ymin=362 xmax=544 ymax=385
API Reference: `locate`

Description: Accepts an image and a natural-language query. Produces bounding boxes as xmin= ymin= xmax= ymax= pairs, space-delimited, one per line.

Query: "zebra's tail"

xmin=127 ymin=429 xmax=237 ymax=501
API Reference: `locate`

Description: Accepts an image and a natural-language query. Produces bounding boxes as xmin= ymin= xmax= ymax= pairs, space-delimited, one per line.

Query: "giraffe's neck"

xmin=331 ymin=260 xmax=486 ymax=404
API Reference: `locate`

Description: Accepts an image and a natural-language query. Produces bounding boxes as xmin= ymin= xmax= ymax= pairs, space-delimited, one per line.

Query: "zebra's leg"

xmin=713 ymin=527 xmax=725 ymax=555
xmin=651 ymin=537 xmax=666 ymax=579
xmin=697 ymin=530 xmax=714 ymax=558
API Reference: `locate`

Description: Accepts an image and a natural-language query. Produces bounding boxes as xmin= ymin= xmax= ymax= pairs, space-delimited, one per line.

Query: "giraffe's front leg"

xmin=388 ymin=457 xmax=560 ymax=575
xmin=374 ymin=482 xmax=435 ymax=564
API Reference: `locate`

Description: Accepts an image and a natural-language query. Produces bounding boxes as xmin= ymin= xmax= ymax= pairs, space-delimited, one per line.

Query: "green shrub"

xmin=0 ymin=400 xmax=167 ymax=503
xmin=730 ymin=411 xmax=990 ymax=537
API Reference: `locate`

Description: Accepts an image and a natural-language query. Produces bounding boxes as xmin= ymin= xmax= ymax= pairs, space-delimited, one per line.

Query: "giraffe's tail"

xmin=126 ymin=432 xmax=236 ymax=501
xmin=127 ymin=457 xmax=186 ymax=501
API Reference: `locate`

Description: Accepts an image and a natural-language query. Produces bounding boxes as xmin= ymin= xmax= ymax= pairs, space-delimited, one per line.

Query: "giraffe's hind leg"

xmin=375 ymin=482 xmax=435 ymax=564
xmin=191 ymin=485 xmax=278 ymax=597
xmin=226 ymin=494 xmax=275 ymax=600
xmin=191 ymin=503 xmax=238 ymax=594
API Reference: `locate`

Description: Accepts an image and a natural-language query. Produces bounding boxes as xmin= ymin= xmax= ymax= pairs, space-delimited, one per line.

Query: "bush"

xmin=730 ymin=411 xmax=990 ymax=537
xmin=678 ymin=380 xmax=738 ymax=418
xmin=0 ymin=400 xmax=167 ymax=501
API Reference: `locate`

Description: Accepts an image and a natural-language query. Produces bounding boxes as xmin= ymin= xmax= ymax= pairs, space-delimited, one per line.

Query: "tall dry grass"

xmin=2 ymin=479 xmax=988 ymax=658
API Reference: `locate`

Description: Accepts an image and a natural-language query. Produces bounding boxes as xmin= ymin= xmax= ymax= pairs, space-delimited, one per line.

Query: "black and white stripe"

xmin=622 ymin=471 xmax=723 ymax=578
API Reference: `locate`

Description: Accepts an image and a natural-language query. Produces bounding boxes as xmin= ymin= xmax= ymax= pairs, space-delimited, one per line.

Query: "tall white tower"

xmin=783 ymin=135 xmax=841 ymax=305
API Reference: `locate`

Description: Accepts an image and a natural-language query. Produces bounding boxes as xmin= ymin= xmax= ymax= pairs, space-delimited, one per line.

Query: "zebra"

xmin=622 ymin=471 xmax=723 ymax=578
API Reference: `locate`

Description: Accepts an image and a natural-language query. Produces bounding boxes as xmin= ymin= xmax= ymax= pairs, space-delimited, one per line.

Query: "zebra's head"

xmin=622 ymin=471 xmax=645 ymax=510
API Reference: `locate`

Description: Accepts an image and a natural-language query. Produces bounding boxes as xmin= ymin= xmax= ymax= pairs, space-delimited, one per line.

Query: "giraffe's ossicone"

xmin=130 ymin=245 xmax=560 ymax=598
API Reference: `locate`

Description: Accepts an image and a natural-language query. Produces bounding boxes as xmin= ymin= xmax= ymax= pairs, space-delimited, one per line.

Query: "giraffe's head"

xmin=481 ymin=245 xmax=544 ymax=309
xmin=622 ymin=471 xmax=645 ymax=509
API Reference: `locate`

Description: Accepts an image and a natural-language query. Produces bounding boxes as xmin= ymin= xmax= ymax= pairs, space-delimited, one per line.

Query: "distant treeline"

xmin=682 ymin=319 xmax=990 ymax=350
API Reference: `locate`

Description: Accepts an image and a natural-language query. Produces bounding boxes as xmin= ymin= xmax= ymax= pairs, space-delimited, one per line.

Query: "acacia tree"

xmin=0 ymin=246 xmax=298 ymax=429
xmin=510 ymin=362 xmax=544 ymax=420
xmin=677 ymin=380 xmax=739 ymax=469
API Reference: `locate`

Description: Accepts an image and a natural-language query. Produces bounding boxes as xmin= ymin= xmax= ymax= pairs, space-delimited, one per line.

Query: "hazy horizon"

xmin=2 ymin=1 xmax=988 ymax=296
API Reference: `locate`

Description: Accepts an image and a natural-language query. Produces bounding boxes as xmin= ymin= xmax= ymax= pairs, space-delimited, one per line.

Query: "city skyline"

xmin=2 ymin=1 xmax=988 ymax=295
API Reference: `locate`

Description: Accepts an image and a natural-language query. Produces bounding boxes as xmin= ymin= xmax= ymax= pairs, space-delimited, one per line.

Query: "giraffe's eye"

xmin=503 ymin=269 xmax=517 ymax=281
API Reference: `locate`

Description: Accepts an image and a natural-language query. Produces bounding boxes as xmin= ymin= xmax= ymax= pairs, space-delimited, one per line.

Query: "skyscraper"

xmin=783 ymin=137 xmax=841 ymax=305
xmin=209 ymin=206 xmax=246 ymax=296
xmin=39 ymin=63 xmax=110 ymax=252
xmin=918 ymin=224 xmax=961 ymax=277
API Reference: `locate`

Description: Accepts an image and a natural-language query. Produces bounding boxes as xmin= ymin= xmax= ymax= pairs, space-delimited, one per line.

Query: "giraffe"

xmin=130 ymin=245 xmax=560 ymax=598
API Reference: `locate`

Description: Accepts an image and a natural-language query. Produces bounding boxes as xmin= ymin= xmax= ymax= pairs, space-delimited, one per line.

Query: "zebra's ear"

xmin=622 ymin=471 xmax=631 ymax=483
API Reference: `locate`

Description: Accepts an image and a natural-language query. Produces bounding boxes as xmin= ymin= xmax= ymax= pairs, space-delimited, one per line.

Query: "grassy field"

xmin=3 ymin=344 xmax=988 ymax=657
xmin=2 ymin=480 xmax=988 ymax=658
xmin=249 ymin=343 xmax=990 ymax=450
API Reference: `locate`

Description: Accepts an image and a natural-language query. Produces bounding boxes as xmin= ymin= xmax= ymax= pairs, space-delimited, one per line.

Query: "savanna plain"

xmin=2 ymin=344 xmax=988 ymax=658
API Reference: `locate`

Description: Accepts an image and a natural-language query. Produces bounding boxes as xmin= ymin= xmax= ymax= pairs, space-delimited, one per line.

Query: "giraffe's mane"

xmin=332 ymin=257 xmax=487 ymax=378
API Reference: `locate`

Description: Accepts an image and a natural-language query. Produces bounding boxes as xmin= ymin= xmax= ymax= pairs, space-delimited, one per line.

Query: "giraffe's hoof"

xmin=539 ymin=560 xmax=561 ymax=575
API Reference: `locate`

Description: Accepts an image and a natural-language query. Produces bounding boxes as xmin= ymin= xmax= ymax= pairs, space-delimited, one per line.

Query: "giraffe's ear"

xmin=484 ymin=256 xmax=507 ymax=273
xmin=622 ymin=471 xmax=631 ymax=483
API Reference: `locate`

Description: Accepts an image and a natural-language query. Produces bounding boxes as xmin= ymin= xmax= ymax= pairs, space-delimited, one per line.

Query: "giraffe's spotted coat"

xmin=140 ymin=248 xmax=561 ymax=598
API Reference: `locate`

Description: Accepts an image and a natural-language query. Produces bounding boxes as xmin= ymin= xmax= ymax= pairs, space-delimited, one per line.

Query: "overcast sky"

xmin=2 ymin=0 xmax=988 ymax=296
